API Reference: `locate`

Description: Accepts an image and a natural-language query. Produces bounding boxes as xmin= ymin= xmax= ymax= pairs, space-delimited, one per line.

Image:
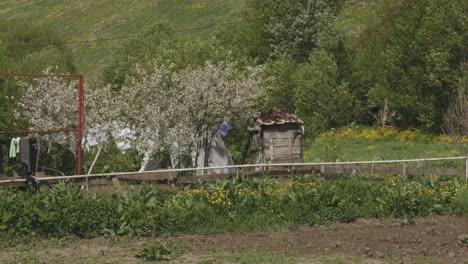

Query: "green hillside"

xmin=0 ymin=0 xmax=239 ymax=73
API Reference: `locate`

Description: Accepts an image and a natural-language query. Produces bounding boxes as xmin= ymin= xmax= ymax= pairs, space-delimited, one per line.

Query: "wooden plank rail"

xmin=0 ymin=156 xmax=466 ymax=189
xmin=116 ymin=171 xmax=176 ymax=181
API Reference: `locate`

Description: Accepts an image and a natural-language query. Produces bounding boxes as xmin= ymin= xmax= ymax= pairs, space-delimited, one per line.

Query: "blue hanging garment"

xmin=217 ymin=122 xmax=229 ymax=139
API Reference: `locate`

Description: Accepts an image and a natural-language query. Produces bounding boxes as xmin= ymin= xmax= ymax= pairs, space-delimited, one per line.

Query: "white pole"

xmin=1 ymin=156 xmax=466 ymax=183
xmin=85 ymin=145 xmax=103 ymax=191
xmin=87 ymin=145 xmax=103 ymax=175
xmin=465 ymin=157 xmax=468 ymax=180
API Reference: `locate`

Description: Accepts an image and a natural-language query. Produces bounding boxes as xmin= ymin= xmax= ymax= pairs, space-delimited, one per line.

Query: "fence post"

xmin=112 ymin=177 xmax=122 ymax=189
xmin=402 ymin=163 xmax=407 ymax=176
xmin=290 ymin=165 xmax=296 ymax=177
xmin=320 ymin=164 xmax=326 ymax=174
xmin=420 ymin=153 xmax=427 ymax=175
xmin=465 ymin=157 xmax=468 ymax=180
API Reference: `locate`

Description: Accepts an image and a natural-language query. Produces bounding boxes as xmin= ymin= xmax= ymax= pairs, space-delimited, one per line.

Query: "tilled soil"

xmin=0 ymin=216 xmax=467 ymax=264
xmin=172 ymin=216 xmax=468 ymax=263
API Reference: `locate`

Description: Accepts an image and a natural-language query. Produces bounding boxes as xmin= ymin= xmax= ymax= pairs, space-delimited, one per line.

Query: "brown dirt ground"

xmin=0 ymin=215 xmax=467 ymax=264
xmin=172 ymin=215 xmax=468 ymax=263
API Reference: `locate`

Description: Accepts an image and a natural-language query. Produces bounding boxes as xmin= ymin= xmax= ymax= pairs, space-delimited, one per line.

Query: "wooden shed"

xmin=247 ymin=110 xmax=304 ymax=164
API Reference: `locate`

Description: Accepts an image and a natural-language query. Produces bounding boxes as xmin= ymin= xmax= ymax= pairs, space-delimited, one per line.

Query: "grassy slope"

xmin=0 ymin=0 xmax=239 ymax=73
xmin=304 ymin=127 xmax=466 ymax=168
xmin=0 ymin=1 xmax=371 ymax=74
xmin=304 ymin=139 xmax=464 ymax=168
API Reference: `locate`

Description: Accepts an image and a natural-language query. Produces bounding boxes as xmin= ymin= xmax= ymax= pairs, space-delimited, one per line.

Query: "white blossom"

xmin=16 ymin=62 xmax=268 ymax=167
xmin=117 ymin=61 xmax=267 ymax=159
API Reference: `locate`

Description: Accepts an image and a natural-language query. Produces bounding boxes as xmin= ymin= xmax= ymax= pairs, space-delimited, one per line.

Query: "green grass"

xmin=303 ymin=127 xmax=466 ymax=168
xmin=4 ymin=253 xmax=48 ymax=264
xmin=0 ymin=0 xmax=240 ymax=73
xmin=204 ymin=248 xmax=297 ymax=264
xmin=0 ymin=237 xmax=393 ymax=264
xmin=304 ymin=139 xmax=464 ymax=166
xmin=198 ymin=249 xmax=371 ymax=264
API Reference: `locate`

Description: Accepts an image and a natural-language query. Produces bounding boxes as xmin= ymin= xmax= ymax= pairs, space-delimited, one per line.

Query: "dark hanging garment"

xmin=0 ymin=139 xmax=11 ymax=174
xmin=0 ymin=143 xmax=2 ymax=174
xmin=19 ymin=138 xmax=37 ymax=174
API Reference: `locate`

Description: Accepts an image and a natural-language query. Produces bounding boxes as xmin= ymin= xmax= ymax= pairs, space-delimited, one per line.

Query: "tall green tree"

xmin=261 ymin=59 xmax=298 ymax=111
xmin=293 ymin=49 xmax=355 ymax=135
xmin=102 ymin=23 xmax=174 ymax=87
xmin=216 ymin=0 xmax=345 ymax=63
xmin=217 ymin=0 xmax=357 ymax=128
xmin=350 ymin=0 xmax=467 ymax=131
xmin=102 ymin=23 xmax=243 ymax=88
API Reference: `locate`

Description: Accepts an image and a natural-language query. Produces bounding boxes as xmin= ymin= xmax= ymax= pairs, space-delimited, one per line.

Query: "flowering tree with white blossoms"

xmin=16 ymin=62 xmax=267 ymax=171
xmin=16 ymin=69 xmax=117 ymax=174
xmin=16 ymin=73 xmax=76 ymax=132
xmin=118 ymin=61 xmax=267 ymax=167
xmin=16 ymin=71 xmax=78 ymax=154
xmin=16 ymin=69 xmax=117 ymax=150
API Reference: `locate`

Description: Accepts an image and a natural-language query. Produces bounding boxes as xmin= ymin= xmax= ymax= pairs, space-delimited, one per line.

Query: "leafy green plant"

xmin=458 ymin=234 xmax=468 ymax=245
xmin=135 ymin=240 xmax=174 ymax=261
xmin=453 ymin=189 xmax=468 ymax=216
xmin=0 ymin=174 xmax=466 ymax=243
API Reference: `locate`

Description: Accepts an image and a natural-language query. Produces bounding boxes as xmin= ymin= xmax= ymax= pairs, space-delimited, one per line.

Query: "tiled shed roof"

xmin=256 ymin=110 xmax=303 ymax=126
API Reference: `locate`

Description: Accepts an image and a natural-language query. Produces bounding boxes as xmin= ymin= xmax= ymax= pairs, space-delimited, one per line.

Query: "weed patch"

xmin=0 ymin=175 xmax=466 ymax=243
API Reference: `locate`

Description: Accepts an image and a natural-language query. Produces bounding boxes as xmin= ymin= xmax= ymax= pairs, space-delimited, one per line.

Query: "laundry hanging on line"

xmin=19 ymin=138 xmax=37 ymax=173
xmin=9 ymin=137 xmax=20 ymax=158
xmin=0 ymin=137 xmax=38 ymax=175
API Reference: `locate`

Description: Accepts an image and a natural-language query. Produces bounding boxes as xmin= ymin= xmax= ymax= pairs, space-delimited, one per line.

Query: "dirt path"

xmin=0 ymin=216 xmax=467 ymax=263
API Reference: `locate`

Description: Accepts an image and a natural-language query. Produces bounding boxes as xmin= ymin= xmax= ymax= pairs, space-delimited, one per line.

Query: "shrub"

xmin=0 ymin=174 xmax=466 ymax=243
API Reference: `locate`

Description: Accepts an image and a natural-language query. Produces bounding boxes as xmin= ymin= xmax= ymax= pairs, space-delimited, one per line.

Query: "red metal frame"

xmin=0 ymin=73 xmax=85 ymax=175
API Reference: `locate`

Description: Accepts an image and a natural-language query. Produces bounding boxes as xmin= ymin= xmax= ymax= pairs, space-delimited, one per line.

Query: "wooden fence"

xmin=0 ymin=156 xmax=467 ymax=189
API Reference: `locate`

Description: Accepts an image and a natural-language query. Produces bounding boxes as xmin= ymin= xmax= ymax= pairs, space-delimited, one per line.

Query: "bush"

xmin=453 ymin=189 xmax=468 ymax=217
xmin=0 ymin=174 xmax=466 ymax=243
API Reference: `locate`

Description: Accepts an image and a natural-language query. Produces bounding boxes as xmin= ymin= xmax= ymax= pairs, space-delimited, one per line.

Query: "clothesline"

xmin=0 ymin=129 xmax=82 ymax=134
